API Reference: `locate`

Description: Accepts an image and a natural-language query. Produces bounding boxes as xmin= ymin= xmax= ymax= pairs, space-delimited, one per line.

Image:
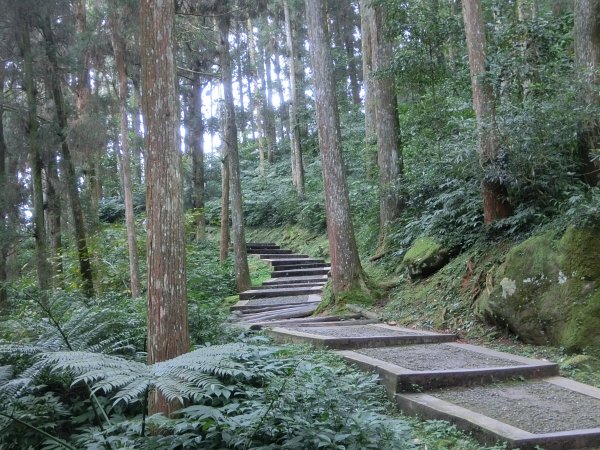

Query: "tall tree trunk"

xmin=284 ymin=0 xmax=305 ymax=197
xmin=271 ymin=38 xmax=288 ymax=143
xmin=45 ymin=152 xmax=63 ymax=282
xmin=218 ymin=16 xmax=251 ymax=292
xmin=235 ymin=26 xmax=246 ymax=142
xmin=111 ymin=11 xmax=141 ymax=298
xmin=247 ymin=18 xmax=266 ymax=174
xmin=306 ymin=0 xmax=366 ymax=297
xmin=131 ymin=77 xmax=144 ymax=184
xmin=462 ymin=0 xmax=512 ymax=225
xmin=360 ymin=0 xmax=376 ymax=144
xmin=42 ymin=17 xmax=95 ymax=297
xmin=191 ymin=76 xmax=206 ymax=240
xmin=370 ymin=5 xmax=403 ymax=251
xmin=0 ymin=65 xmax=7 ymax=307
xmin=20 ymin=15 xmax=51 ymax=295
xmin=219 ymin=146 xmax=230 ymax=263
xmin=574 ymin=0 xmax=600 ymax=184
xmin=264 ymin=47 xmax=277 ymax=163
xmin=140 ymin=0 xmax=189 ymax=416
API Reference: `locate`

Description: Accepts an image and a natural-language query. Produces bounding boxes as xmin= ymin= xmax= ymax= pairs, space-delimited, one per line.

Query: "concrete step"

xmin=248 ymin=314 xmax=366 ymax=329
xmin=247 ymin=248 xmax=293 ymax=255
xmin=246 ymin=242 xmax=279 ymax=250
xmin=240 ymin=285 xmax=324 ymax=300
xmin=241 ymin=304 xmax=319 ymax=323
xmin=262 ymin=275 xmax=329 ymax=285
xmin=338 ymin=342 xmax=558 ymax=393
xmin=258 ymin=282 xmax=327 ymax=289
xmin=273 ymin=262 xmax=330 ymax=271
xmin=268 ymin=258 xmax=326 ymax=266
xmin=267 ymin=324 xmax=456 ymax=350
xmin=231 ymin=294 xmax=322 ymax=312
xmin=396 ymin=377 xmax=600 ymax=450
xmin=260 ymin=253 xmax=310 ymax=260
xmin=271 ymin=267 xmax=331 ymax=278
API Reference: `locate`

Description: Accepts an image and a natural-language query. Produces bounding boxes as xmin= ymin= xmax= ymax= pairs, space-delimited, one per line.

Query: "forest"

xmin=0 ymin=0 xmax=599 ymax=448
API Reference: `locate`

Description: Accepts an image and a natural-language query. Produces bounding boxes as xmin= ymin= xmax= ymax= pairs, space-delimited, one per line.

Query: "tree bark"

xmin=45 ymin=152 xmax=63 ymax=282
xmin=284 ymin=0 xmax=305 ymax=197
xmin=370 ymin=5 xmax=404 ymax=251
xmin=574 ymin=0 xmax=600 ymax=184
xmin=20 ymin=13 xmax=51 ymax=295
xmin=218 ymin=15 xmax=251 ymax=292
xmin=140 ymin=0 xmax=189 ymax=416
xmin=42 ymin=17 xmax=95 ymax=297
xmin=306 ymin=0 xmax=366 ymax=297
xmin=359 ymin=0 xmax=376 ymax=144
xmin=191 ymin=76 xmax=206 ymax=240
xmin=110 ymin=10 xmax=141 ymax=298
xmin=0 ymin=65 xmax=7 ymax=307
xmin=219 ymin=146 xmax=230 ymax=263
xmin=462 ymin=0 xmax=512 ymax=225
xmin=263 ymin=46 xmax=277 ymax=163
xmin=247 ymin=18 xmax=266 ymax=174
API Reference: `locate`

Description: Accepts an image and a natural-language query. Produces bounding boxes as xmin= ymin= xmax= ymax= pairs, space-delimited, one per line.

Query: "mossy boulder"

xmin=402 ymin=237 xmax=449 ymax=279
xmin=477 ymin=227 xmax=600 ymax=353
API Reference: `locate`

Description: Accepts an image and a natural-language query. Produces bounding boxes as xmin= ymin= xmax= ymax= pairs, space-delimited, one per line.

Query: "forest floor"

xmin=232 ymin=239 xmax=600 ymax=450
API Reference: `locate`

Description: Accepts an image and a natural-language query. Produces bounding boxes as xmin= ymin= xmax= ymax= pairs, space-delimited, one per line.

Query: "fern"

xmin=42 ymin=343 xmax=257 ymax=407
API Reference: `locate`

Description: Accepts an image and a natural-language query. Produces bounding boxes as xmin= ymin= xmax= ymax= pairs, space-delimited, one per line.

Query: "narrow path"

xmin=231 ymin=243 xmax=600 ymax=450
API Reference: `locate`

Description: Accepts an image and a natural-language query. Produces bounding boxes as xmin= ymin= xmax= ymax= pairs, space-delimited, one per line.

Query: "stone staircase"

xmin=231 ymin=243 xmax=600 ymax=450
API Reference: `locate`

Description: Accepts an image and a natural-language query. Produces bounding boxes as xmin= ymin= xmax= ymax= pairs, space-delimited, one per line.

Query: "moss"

xmin=402 ymin=237 xmax=449 ymax=278
xmin=478 ymin=226 xmax=600 ymax=354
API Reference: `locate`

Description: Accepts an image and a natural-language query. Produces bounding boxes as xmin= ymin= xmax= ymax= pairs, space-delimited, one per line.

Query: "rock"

xmin=477 ymin=226 xmax=600 ymax=354
xmin=402 ymin=237 xmax=449 ymax=279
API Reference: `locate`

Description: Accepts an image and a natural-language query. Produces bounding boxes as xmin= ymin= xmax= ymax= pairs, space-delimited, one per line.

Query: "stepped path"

xmin=231 ymin=243 xmax=600 ymax=450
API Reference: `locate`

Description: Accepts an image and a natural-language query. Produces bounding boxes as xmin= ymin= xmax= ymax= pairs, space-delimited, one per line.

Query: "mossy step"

xmin=397 ymin=377 xmax=600 ymax=450
xmin=258 ymin=282 xmax=327 ymax=289
xmin=337 ymin=342 xmax=558 ymax=394
xmin=239 ymin=285 xmax=324 ymax=300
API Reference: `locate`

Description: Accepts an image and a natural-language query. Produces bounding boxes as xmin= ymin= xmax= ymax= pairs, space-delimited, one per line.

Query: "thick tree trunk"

xmin=306 ymin=0 xmax=365 ymax=297
xmin=218 ymin=16 xmax=251 ymax=292
xmin=20 ymin=16 xmax=51 ymax=295
xmin=462 ymin=0 xmax=512 ymax=225
xmin=370 ymin=5 xmax=404 ymax=251
xmin=111 ymin=12 xmax=141 ymax=298
xmin=191 ymin=77 xmax=206 ymax=240
xmin=574 ymin=0 xmax=600 ymax=184
xmin=359 ymin=0 xmax=376 ymax=144
xmin=284 ymin=0 xmax=305 ymax=197
xmin=140 ymin=0 xmax=189 ymax=416
xmin=43 ymin=17 xmax=95 ymax=297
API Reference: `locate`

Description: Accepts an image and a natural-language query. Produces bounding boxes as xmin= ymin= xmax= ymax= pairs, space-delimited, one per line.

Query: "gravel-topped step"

xmin=267 ymin=324 xmax=456 ymax=350
xmin=337 ymin=342 xmax=558 ymax=393
xmin=262 ymin=275 xmax=329 ymax=285
xmin=259 ymin=253 xmax=310 ymax=260
xmin=271 ymin=267 xmax=331 ymax=277
xmin=273 ymin=262 xmax=330 ymax=271
xmin=248 ymin=315 xmax=372 ymax=329
xmin=231 ymin=294 xmax=322 ymax=312
xmin=267 ymin=258 xmax=326 ymax=266
xmin=397 ymin=377 xmax=600 ymax=450
xmin=239 ymin=285 xmax=324 ymax=300
xmin=246 ymin=242 xmax=279 ymax=250
xmin=247 ymin=248 xmax=293 ymax=255
xmin=257 ymin=282 xmax=327 ymax=290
